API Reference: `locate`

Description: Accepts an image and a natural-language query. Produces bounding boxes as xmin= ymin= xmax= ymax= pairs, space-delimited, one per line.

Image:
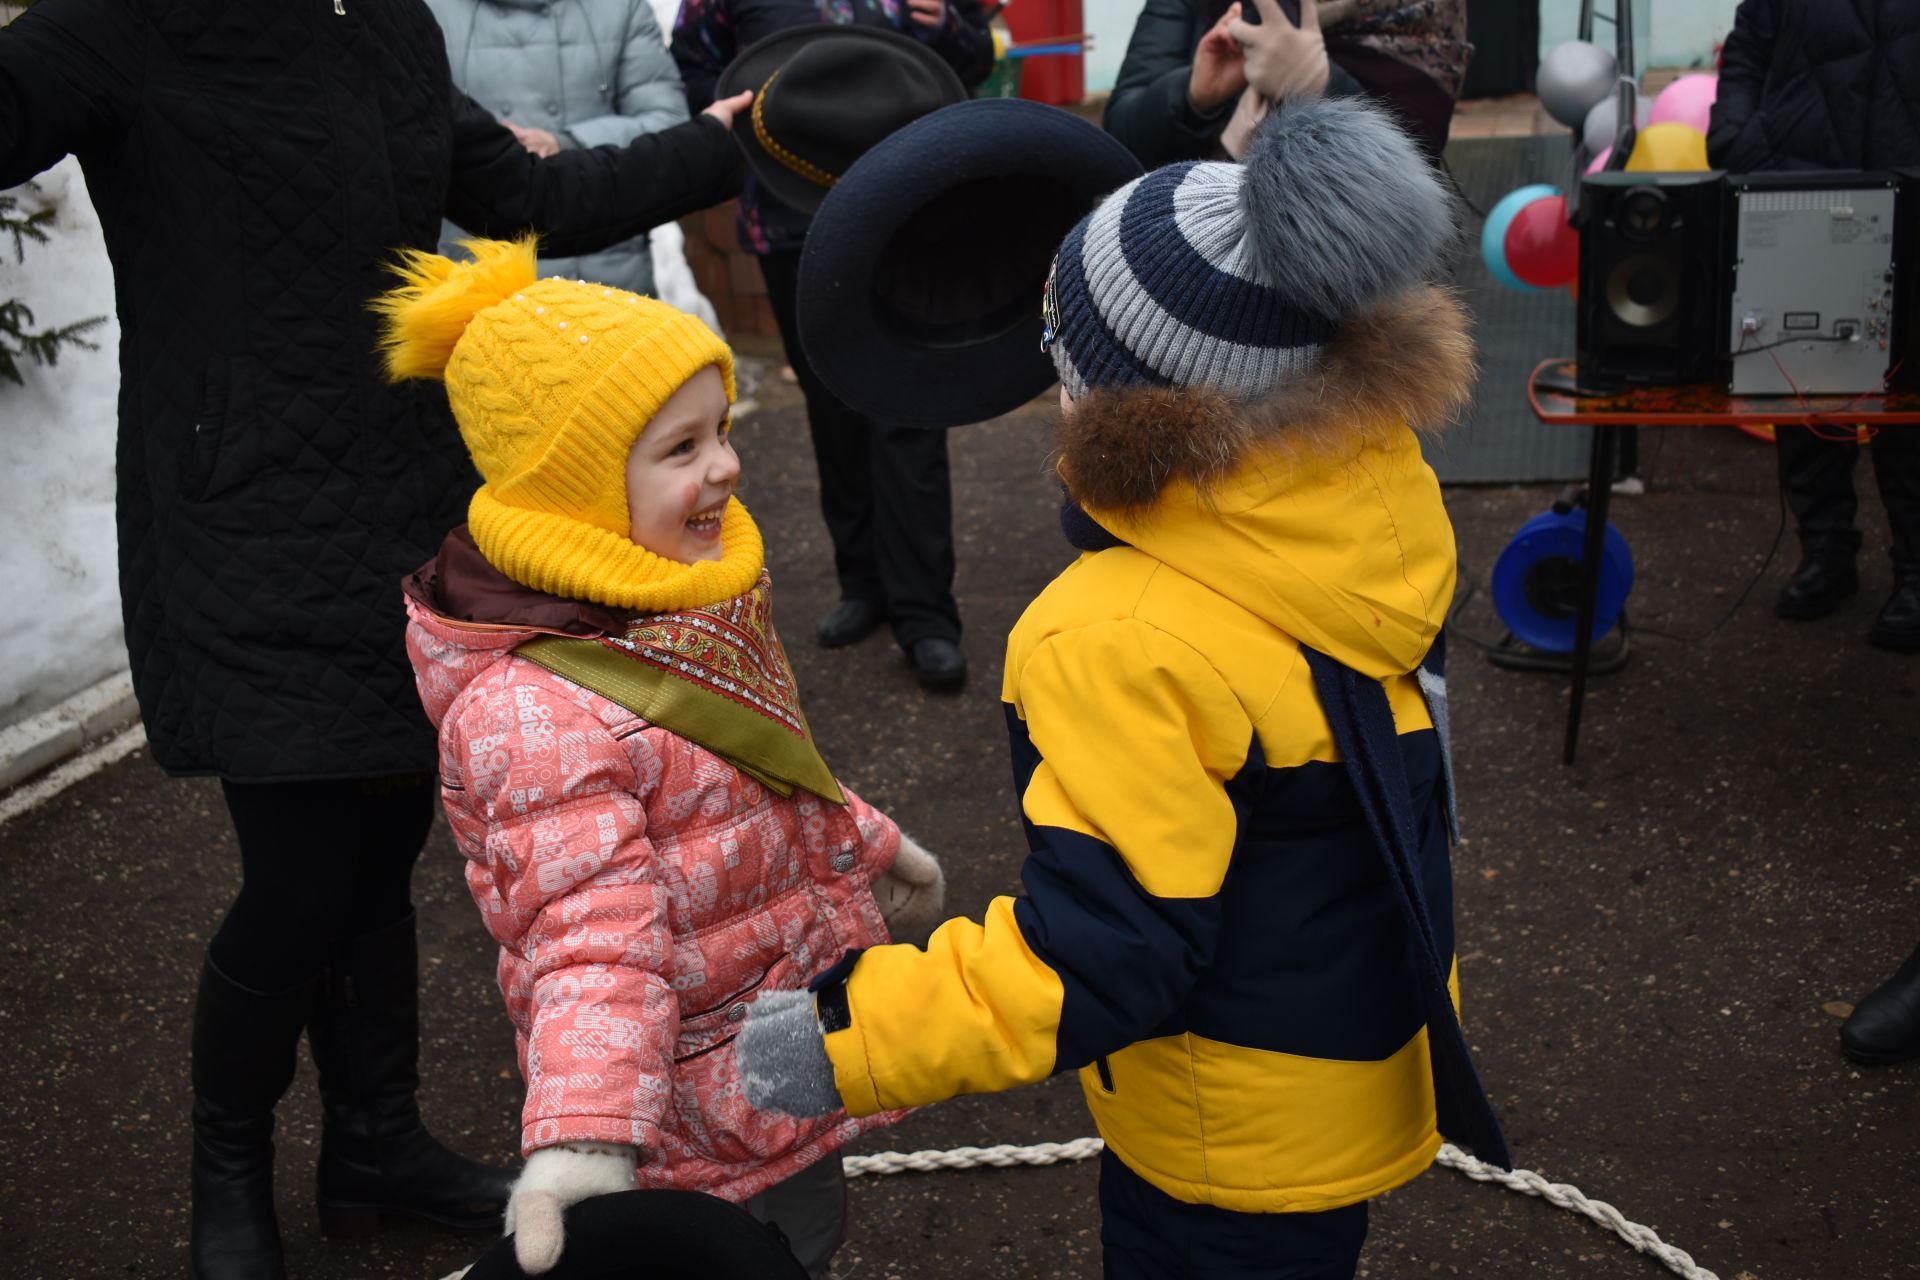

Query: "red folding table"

xmin=1526 ymin=358 xmax=1920 ymax=764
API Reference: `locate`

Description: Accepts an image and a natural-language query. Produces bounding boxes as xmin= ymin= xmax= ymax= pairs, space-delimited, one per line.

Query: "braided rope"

xmin=845 ymin=1138 xmax=1722 ymax=1280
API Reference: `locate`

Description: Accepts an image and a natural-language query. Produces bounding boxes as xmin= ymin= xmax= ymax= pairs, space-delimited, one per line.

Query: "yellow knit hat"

xmin=375 ymin=237 xmax=764 ymax=611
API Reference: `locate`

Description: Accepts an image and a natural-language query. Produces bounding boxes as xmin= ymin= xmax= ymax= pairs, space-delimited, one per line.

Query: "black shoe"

xmin=1774 ymin=552 xmax=1859 ymax=620
xmin=188 ymin=956 xmax=316 ymax=1280
xmin=1868 ymin=568 xmax=1920 ymax=652
xmin=816 ymin=598 xmax=885 ymax=649
xmin=1841 ymin=943 xmax=1920 ymax=1065
xmin=907 ymin=637 xmax=967 ymax=690
xmin=308 ymin=914 xmax=514 ymax=1237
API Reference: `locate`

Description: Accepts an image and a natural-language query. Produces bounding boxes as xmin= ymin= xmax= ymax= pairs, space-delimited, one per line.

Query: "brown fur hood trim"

xmin=1055 ymin=284 xmax=1474 ymax=514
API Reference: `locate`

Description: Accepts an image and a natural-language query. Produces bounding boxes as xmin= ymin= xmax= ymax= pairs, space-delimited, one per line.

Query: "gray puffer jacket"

xmin=427 ymin=0 xmax=688 ymax=295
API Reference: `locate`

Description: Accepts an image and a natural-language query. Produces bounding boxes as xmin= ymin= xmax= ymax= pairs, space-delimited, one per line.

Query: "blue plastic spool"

xmin=1490 ymin=508 xmax=1635 ymax=651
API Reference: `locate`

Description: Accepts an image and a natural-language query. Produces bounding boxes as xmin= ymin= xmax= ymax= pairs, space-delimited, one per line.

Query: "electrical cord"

xmin=1450 ymin=489 xmax=1791 ymax=652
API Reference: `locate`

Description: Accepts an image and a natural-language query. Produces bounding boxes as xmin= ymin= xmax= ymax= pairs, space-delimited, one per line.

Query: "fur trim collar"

xmin=1054 ymin=284 xmax=1474 ymax=513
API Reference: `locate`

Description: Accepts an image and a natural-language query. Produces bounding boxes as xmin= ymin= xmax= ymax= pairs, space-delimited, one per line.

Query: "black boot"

xmin=1868 ymin=566 xmax=1920 ymax=652
xmin=1774 ymin=551 xmax=1859 ymax=620
xmin=189 ymin=955 xmax=316 ymax=1280
xmin=1841 ymin=942 xmax=1920 ymax=1064
xmin=307 ymin=913 xmax=515 ymax=1236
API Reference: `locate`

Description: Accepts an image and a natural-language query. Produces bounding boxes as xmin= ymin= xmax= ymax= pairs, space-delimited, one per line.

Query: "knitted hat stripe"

xmin=1051 ymin=217 xmax=1169 ymax=395
xmin=1083 ymin=195 xmax=1320 ymax=395
xmin=1110 ymin=167 xmax=1336 ymax=350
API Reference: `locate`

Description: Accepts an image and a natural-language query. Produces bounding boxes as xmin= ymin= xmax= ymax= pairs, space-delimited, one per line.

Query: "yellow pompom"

xmin=373 ymin=237 xmax=541 ymax=382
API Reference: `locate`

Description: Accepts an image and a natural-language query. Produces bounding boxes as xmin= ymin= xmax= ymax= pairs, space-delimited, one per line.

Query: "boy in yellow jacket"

xmin=739 ymin=97 xmax=1508 ymax=1279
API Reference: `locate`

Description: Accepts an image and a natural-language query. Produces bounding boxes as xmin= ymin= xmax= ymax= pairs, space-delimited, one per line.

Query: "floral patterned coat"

xmin=405 ymin=579 xmax=905 ymax=1202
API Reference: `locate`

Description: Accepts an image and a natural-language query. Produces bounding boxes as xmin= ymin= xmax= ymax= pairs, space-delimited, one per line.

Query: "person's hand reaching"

xmin=906 ymin=0 xmax=945 ymax=30
xmin=1188 ymin=3 xmax=1248 ymax=114
xmin=505 ymin=122 xmax=562 ymax=157
xmin=503 ymin=1144 xmax=639 ymax=1274
xmin=702 ymin=90 xmax=755 ymax=129
xmin=1229 ymin=0 xmax=1330 ymax=102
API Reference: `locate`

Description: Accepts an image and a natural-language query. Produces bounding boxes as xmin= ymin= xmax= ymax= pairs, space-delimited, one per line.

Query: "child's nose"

xmin=709 ymin=445 xmax=741 ymax=485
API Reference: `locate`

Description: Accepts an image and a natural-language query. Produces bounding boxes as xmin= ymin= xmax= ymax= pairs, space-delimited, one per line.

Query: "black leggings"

xmin=209 ymin=775 xmax=436 ymax=992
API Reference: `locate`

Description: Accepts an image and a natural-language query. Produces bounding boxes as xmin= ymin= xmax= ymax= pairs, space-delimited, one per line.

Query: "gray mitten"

xmin=737 ymin=989 xmax=843 ymax=1118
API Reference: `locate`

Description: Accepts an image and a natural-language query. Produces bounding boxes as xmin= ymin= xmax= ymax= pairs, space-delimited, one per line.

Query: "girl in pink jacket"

xmin=377 ymin=237 xmax=942 ymax=1278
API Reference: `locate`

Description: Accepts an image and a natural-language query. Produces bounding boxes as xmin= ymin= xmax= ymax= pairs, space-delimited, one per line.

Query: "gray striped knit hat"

xmin=1045 ymin=97 xmax=1455 ymax=401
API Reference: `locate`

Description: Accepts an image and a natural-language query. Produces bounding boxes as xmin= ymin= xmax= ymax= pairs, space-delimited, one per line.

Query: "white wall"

xmin=0 ymin=159 xmax=127 ymax=728
xmin=1541 ymin=0 xmax=1738 ymax=73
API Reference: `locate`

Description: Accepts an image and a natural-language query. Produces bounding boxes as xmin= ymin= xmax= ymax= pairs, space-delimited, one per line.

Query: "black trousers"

xmin=757 ymin=248 xmax=961 ymax=647
xmin=1777 ymin=423 xmax=1920 ymax=567
xmin=209 ymin=775 xmax=435 ymax=992
xmin=1097 ymin=1150 xmax=1369 ymax=1280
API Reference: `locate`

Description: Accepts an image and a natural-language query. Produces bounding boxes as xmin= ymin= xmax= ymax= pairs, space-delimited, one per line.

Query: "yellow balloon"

xmin=1625 ymin=122 xmax=1710 ymax=172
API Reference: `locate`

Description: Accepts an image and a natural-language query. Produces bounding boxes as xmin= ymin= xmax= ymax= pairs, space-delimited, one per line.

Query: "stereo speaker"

xmin=1575 ymin=171 xmax=1727 ymax=386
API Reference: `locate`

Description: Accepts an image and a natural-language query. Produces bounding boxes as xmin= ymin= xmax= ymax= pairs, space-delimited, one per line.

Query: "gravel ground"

xmin=2 ymin=360 xmax=1915 ymax=1280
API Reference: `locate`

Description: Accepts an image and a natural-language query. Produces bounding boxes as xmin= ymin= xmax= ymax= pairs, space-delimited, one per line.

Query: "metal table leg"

xmin=1563 ymin=423 xmax=1619 ymax=765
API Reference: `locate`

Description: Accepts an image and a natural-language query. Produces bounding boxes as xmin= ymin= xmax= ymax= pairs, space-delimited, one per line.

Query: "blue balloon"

xmin=1480 ymin=184 xmax=1560 ymax=293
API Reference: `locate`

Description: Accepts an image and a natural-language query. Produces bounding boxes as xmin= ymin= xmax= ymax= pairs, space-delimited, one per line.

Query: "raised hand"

xmin=701 ymin=89 xmax=755 ymax=129
xmin=1229 ymin=0 xmax=1330 ymax=102
xmin=1188 ymin=3 xmax=1248 ymax=114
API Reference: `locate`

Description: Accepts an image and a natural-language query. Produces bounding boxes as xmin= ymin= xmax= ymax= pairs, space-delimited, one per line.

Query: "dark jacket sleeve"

xmin=1706 ymin=0 xmax=1776 ymax=172
xmin=669 ymin=0 xmax=734 ymax=114
xmin=442 ymin=88 xmax=743 ymax=256
xmin=0 ymin=0 xmax=142 ymax=188
xmin=1101 ymin=0 xmax=1231 ymax=169
xmin=924 ymin=0 xmax=995 ymax=90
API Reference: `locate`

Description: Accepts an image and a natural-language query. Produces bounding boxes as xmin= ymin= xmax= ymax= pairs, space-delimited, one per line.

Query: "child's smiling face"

xmin=624 ymin=365 xmax=739 ymax=565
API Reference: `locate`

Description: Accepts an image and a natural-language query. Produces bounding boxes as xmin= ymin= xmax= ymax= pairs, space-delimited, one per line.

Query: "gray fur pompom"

xmin=1237 ymin=97 xmax=1455 ymax=320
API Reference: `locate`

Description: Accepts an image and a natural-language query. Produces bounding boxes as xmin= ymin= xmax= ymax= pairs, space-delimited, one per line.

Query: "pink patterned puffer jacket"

xmin=405 ymin=589 xmax=905 ymax=1203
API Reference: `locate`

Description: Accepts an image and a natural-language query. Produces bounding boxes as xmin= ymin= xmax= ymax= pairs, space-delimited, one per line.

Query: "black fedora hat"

xmin=796 ymin=98 xmax=1144 ymax=429
xmin=460 ymin=1188 xmax=811 ymax=1279
xmin=716 ymin=25 xmax=968 ymax=216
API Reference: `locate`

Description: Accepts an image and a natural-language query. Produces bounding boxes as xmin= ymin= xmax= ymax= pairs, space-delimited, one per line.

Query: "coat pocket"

xmin=178 ymin=355 xmax=249 ymax=504
xmin=672 ymin=953 xmax=789 ymax=1064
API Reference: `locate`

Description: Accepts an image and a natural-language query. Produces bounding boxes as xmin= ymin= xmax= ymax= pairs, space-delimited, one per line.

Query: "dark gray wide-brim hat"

xmin=716 ymin=25 xmax=968 ymax=216
xmin=461 ymin=1189 xmax=809 ymax=1279
xmin=796 ymin=97 xmax=1145 ymax=429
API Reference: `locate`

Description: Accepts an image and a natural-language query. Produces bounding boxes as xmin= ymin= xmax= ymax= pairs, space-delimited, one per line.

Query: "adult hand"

xmin=504 ymin=1144 xmax=639 ymax=1274
xmin=1229 ymin=0 xmax=1330 ymax=102
xmin=1188 ymin=3 xmax=1248 ymax=114
xmin=505 ymin=122 xmax=562 ymax=158
xmin=702 ymin=89 xmax=755 ymax=129
xmin=906 ymin=0 xmax=945 ymax=29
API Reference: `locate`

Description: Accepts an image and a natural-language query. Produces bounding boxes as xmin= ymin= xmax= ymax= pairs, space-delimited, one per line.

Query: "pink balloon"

xmin=1584 ymin=146 xmax=1613 ymax=175
xmin=1649 ymin=74 xmax=1718 ymax=135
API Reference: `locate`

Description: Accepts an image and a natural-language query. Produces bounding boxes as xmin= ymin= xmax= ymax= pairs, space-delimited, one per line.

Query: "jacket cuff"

xmin=522 ymin=1115 xmax=663 ymax=1158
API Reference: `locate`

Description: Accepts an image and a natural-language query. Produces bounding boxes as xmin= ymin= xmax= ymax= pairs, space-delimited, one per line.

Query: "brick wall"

xmin=679 ymin=201 xmax=779 ymax=337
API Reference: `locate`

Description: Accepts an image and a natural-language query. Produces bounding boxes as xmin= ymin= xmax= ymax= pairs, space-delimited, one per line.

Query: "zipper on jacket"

xmin=1094 ymin=1056 xmax=1115 ymax=1093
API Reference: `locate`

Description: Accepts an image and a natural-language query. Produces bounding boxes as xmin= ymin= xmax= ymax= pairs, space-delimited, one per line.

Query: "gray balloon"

xmin=1537 ymin=41 xmax=1618 ymax=128
xmin=1581 ymin=93 xmax=1652 ymax=156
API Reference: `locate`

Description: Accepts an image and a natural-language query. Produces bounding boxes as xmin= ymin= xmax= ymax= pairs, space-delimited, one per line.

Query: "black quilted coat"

xmin=1707 ymin=0 xmax=1920 ymax=172
xmin=0 ymin=0 xmax=742 ymax=780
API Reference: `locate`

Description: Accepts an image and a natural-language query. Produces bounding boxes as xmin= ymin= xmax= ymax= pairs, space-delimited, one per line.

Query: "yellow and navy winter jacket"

xmin=819 ymin=287 xmax=1479 ymax=1213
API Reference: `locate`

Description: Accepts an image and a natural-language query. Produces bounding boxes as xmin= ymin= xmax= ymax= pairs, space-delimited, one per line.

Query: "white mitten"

xmin=873 ymin=830 xmax=946 ymax=944
xmin=504 ymin=1143 xmax=639 ymax=1274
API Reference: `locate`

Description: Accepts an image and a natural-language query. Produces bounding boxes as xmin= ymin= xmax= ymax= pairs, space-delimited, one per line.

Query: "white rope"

xmin=846 ymin=1137 xmax=1722 ymax=1280
xmin=842 ymin=1137 xmax=1106 ymax=1177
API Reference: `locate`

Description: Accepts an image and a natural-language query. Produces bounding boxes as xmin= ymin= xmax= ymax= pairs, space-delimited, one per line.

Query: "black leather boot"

xmin=1775 ymin=551 xmax=1859 ymax=620
xmin=1842 ymin=942 xmax=1920 ymax=1064
xmin=189 ymin=956 xmax=315 ymax=1280
xmin=308 ymin=913 xmax=515 ymax=1236
xmin=1868 ymin=566 xmax=1920 ymax=652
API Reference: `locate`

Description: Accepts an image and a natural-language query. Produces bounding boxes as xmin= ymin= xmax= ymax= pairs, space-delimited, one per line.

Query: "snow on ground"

xmin=0 ymin=158 xmax=125 ymax=729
